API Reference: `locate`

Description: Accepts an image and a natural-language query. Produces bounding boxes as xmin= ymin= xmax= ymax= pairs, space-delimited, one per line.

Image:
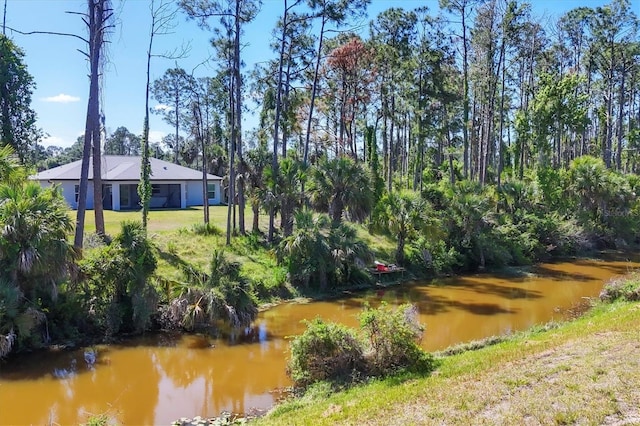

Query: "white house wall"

xmin=186 ymin=181 xmax=221 ymax=206
xmin=39 ymin=180 xmax=94 ymax=210
xmin=36 ymin=179 xmax=221 ymax=210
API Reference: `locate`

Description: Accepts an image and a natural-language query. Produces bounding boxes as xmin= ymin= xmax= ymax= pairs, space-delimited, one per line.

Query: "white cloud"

xmin=148 ymin=130 xmax=166 ymax=143
xmin=42 ymin=93 xmax=81 ymax=103
xmin=153 ymin=104 xmax=173 ymax=112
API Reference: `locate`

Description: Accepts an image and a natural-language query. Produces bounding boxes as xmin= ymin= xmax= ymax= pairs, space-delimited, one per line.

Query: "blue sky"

xmin=5 ymin=0 xmax=621 ymax=149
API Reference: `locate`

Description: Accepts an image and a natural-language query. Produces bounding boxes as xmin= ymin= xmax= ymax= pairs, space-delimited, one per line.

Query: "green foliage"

xmin=287 ymin=304 xmax=435 ymax=390
xmin=266 ymin=156 xmax=306 ymax=237
xmin=0 ymin=155 xmax=75 ymax=354
xmin=360 ymin=303 xmax=436 ymax=376
xmin=191 ymin=222 xmax=223 ymax=236
xmin=162 ymin=249 xmax=258 ymax=331
xmin=80 ymin=221 xmax=158 ymax=335
xmin=309 ymin=156 xmax=373 ymax=225
xmin=0 ymin=37 xmax=42 ymax=164
xmin=599 ymin=274 xmax=640 ymax=302
xmin=406 ymin=238 xmax=461 ymax=275
xmin=288 ymin=318 xmax=365 ymax=388
xmin=277 ymin=210 xmax=372 ymax=291
xmin=373 ymin=190 xmax=437 ymax=265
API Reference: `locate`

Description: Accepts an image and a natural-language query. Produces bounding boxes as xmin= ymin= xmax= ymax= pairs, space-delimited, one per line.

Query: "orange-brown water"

xmin=0 ymin=255 xmax=637 ymax=425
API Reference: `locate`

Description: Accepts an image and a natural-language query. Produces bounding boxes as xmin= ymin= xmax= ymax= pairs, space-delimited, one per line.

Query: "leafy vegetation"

xmin=599 ymin=273 xmax=640 ymax=302
xmin=1 ymin=0 xmax=639 ymax=393
xmin=287 ymin=304 xmax=436 ymax=390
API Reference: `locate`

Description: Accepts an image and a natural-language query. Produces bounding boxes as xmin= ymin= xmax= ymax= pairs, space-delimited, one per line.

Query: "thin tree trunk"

xmin=462 ymin=5 xmax=470 ymax=179
xmin=234 ymin=1 xmax=245 ymax=235
xmin=268 ymin=0 xmax=288 ymax=242
xmin=75 ymin=0 xmax=106 ymax=248
xmin=616 ymin=65 xmax=625 ymax=171
xmin=303 ymin=15 xmax=326 ymax=167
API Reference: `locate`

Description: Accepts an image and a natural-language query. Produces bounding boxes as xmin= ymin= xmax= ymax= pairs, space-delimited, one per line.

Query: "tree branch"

xmin=6 ymin=26 xmax=88 ymax=44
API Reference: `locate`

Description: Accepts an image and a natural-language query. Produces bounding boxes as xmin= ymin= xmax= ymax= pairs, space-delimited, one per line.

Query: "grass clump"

xmin=191 ymin=222 xmax=223 ymax=236
xmin=287 ymin=304 xmax=436 ymax=391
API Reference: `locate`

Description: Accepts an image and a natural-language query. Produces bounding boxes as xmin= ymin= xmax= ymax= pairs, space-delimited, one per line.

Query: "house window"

xmin=74 ymin=184 xmax=80 ymax=203
xmin=207 ymin=183 xmax=216 ymax=200
xmin=152 ymin=184 xmax=161 ymax=195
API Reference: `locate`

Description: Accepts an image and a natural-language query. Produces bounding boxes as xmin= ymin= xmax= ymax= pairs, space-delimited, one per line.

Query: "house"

xmin=31 ymin=155 xmax=223 ymax=211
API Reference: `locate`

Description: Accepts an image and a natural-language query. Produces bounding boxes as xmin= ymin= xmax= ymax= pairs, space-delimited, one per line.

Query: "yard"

xmin=78 ymin=206 xmax=239 ymax=234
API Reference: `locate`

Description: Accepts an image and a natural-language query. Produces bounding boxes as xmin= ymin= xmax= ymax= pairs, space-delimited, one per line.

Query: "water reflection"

xmin=0 ymin=255 xmax=638 ymax=424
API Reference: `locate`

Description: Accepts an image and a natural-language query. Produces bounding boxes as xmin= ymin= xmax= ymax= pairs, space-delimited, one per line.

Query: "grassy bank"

xmin=255 ymin=281 xmax=640 ymax=425
xmin=78 ymin=207 xmax=398 ymax=302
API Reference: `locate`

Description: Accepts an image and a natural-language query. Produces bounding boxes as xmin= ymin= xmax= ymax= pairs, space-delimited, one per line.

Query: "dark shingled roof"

xmin=31 ymin=155 xmax=222 ymax=181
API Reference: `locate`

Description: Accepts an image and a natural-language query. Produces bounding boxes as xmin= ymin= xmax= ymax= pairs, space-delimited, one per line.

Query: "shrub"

xmin=79 ymin=221 xmax=158 ymax=336
xmin=407 ymin=238 xmax=461 ymax=275
xmin=161 ymin=250 xmax=258 ymax=331
xmin=287 ymin=318 xmax=364 ymax=388
xmin=287 ymin=304 xmax=436 ymax=390
xmin=599 ymin=274 xmax=640 ymax=302
xmin=360 ymin=303 xmax=436 ymax=376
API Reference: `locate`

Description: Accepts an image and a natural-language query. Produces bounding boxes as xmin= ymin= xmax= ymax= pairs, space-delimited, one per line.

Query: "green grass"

xmin=77 ymin=207 xmax=397 ymax=303
xmin=256 ymin=298 xmax=640 ymax=425
xmin=78 ymin=206 xmax=235 ymax=235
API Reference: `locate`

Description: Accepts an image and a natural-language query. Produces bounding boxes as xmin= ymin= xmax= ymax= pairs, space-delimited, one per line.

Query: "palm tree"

xmin=277 ymin=210 xmax=331 ymax=290
xmin=568 ymin=156 xmax=609 ymax=222
xmin=267 ymin=157 xmax=305 ymax=238
xmin=309 ymin=156 xmax=373 ymax=226
xmin=244 ymin=143 xmax=271 ymax=233
xmin=445 ymin=181 xmax=495 ymax=269
xmin=168 ymin=249 xmax=257 ymax=330
xmin=0 ymin=145 xmax=26 ymax=186
xmin=374 ymin=190 xmax=432 ymax=265
xmin=328 ymin=222 xmax=372 ymax=285
xmin=0 ymin=153 xmax=75 ymax=354
xmin=0 ymin=182 xmax=75 ymax=295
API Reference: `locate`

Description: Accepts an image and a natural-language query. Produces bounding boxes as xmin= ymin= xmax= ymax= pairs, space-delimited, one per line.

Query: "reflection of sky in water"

xmin=259 ymin=323 xmax=268 ymax=344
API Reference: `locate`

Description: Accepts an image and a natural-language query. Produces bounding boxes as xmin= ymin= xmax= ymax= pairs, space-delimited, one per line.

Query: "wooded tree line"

xmin=2 ymin=0 xmax=640 ymax=356
xmin=3 ymin=0 xmax=640 ymax=243
xmin=149 ymin=0 xmax=639 ymax=242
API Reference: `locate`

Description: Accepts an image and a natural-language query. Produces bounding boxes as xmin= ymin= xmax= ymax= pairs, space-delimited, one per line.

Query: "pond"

xmin=0 ymin=254 xmax=638 ymax=425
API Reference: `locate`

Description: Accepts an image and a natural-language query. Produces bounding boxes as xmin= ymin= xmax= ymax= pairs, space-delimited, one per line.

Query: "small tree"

xmin=374 ymin=190 xmax=433 ymax=265
xmin=0 ymin=148 xmax=75 ymax=354
xmin=309 ymin=156 xmax=373 ymax=226
xmin=0 ymin=36 xmax=41 ymax=164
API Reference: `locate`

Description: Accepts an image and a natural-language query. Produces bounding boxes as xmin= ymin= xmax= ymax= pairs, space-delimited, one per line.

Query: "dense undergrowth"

xmin=1 ymin=145 xmax=639 ymax=358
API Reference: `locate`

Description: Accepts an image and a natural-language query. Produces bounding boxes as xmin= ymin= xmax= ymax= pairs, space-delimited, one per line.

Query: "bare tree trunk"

xmin=303 ymin=16 xmax=326 ymax=167
xmin=462 ymin=4 xmax=470 ymax=179
xmin=616 ymin=65 xmax=625 ymax=171
xmin=75 ymin=0 xmax=108 ymax=248
xmin=234 ymin=0 xmax=245 ymax=235
xmin=269 ymin=0 xmax=289 ymax=242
